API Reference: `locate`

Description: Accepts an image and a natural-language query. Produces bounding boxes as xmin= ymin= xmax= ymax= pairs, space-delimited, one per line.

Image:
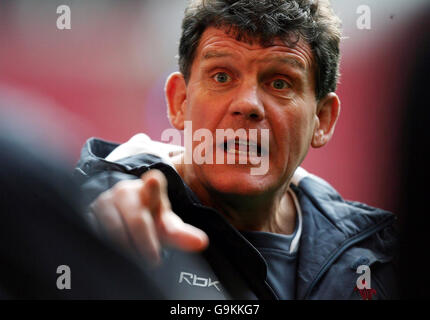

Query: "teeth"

xmin=223 ymin=139 xmax=262 ymax=157
xmin=236 ymin=140 xmax=257 ymax=147
xmin=226 ymin=145 xmax=259 ymax=157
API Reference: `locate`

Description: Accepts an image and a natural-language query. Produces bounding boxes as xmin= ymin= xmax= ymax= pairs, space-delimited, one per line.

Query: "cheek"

xmin=272 ymin=105 xmax=314 ymax=156
xmin=186 ymin=89 xmax=229 ymax=129
xmin=185 ymin=90 xmax=206 ymax=125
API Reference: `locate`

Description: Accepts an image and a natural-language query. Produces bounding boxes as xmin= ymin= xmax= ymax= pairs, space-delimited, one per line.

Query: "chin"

xmin=198 ymin=163 xmax=276 ymax=196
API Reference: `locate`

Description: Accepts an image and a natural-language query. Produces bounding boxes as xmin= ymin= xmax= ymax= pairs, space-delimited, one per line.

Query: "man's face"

xmin=182 ymin=26 xmax=320 ymax=196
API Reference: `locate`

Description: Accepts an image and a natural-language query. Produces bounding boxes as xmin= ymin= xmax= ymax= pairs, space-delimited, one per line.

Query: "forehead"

xmin=194 ymin=26 xmax=315 ymax=73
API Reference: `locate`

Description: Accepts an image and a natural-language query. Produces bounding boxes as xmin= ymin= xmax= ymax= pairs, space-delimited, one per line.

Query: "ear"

xmin=165 ymin=72 xmax=187 ymax=130
xmin=311 ymin=92 xmax=341 ymax=148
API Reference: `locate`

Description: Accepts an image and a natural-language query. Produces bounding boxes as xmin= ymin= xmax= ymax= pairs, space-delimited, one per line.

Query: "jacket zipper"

xmin=303 ymin=216 xmax=395 ymax=299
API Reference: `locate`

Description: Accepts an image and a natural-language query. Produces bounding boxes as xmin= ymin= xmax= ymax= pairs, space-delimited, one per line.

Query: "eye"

xmin=213 ymin=72 xmax=231 ymax=83
xmin=271 ymin=79 xmax=290 ymax=90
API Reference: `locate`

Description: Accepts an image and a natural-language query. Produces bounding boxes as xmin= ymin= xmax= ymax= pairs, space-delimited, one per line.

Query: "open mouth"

xmin=222 ymin=137 xmax=263 ymax=157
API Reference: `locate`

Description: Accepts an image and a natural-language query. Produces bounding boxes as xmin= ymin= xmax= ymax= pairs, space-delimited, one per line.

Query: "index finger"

xmin=140 ymin=169 xmax=171 ymax=218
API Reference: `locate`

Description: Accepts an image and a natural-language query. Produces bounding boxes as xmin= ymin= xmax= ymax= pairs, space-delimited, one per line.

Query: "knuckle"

xmin=112 ymin=181 xmax=129 ymax=195
xmin=91 ymin=191 xmax=112 ymax=213
xmin=112 ymin=180 xmax=139 ymax=198
xmin=96 ymin=189 xmax=112 ymax=204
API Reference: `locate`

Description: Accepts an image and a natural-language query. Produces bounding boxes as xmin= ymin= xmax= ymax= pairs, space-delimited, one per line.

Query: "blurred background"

xmin=0 ymin=0 xmax=429 ymax=214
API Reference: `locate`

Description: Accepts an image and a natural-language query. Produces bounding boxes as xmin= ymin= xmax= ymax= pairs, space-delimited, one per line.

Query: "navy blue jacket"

xmin=75 ymin=138 xmax=399 ymax=300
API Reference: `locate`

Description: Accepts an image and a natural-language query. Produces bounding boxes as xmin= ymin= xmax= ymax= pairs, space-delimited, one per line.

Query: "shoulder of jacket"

xmin=291 ymin=167 xmax=396 ymax=238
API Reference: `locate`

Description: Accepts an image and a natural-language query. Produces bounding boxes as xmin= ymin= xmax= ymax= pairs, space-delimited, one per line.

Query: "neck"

xmin=172 ymin=155 xmax=296 ymax=235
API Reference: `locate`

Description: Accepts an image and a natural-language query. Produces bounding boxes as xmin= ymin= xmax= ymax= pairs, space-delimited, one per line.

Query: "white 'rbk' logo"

xmin=178 ymin=272 xmax=221 ymax=292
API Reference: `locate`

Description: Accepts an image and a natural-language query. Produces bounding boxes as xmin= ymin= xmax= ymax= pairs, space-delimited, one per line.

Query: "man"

xmin=76 ymin=0 xmax=398 ymax=299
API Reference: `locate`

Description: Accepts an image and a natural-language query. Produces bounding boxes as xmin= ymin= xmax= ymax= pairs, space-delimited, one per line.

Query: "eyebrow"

xmin=202 ymin=50 xmax=235 ymax=60
xmin=260 ymin=56 xmax=306 ymax=71
xmin=202 ymin=50 xmax=305 ymax=71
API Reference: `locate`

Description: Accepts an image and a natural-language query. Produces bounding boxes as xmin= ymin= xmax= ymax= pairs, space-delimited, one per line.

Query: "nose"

xmin=229 ymin=82 xmax=265 ymax=121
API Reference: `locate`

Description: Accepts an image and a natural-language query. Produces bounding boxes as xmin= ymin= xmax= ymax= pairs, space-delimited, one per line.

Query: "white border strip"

xmin=291 ymin=166 xmax=310 ymax=187
xmin=288 ymin=187 xmax=303 ymax=254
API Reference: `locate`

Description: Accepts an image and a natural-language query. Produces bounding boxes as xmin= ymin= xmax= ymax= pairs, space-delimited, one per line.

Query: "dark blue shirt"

xmin=241 ymin=228 xmax=298 ymax=300
xmin=241 ymin=190 xmax=302 ymax=300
